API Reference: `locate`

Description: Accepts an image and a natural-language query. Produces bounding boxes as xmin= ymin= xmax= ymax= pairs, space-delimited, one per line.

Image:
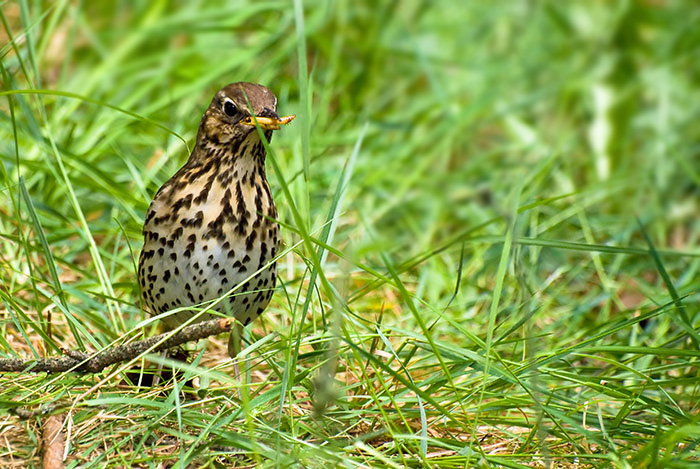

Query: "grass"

xmin=1 ymin=0 xmax=699 ymax=467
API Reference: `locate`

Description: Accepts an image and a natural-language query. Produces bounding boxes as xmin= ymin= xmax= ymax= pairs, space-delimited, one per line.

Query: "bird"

xmin=138 ymin=82 xmax=295 ymax=359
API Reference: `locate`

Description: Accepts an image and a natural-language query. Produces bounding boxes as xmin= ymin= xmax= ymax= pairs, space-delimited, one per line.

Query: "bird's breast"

xmin=139 ymin=162 xmax=279 ymax=327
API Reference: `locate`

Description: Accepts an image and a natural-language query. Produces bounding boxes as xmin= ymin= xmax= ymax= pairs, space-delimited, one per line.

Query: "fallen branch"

xmin=0 ymin=318 xmax=232 ymax=374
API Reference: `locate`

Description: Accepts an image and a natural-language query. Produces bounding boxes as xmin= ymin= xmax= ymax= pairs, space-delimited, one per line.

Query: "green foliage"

xmin=1 ymin=0 xmax=699 ymax=466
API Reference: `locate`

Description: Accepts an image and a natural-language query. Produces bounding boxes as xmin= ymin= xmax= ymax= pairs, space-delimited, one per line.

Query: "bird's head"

xmin=197 ymin=82 xmax=295 ymax=147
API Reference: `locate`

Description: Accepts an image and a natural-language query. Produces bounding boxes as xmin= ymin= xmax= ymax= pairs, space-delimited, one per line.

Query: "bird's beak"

xmin=241 ymin=114 xmax=296 ymax=130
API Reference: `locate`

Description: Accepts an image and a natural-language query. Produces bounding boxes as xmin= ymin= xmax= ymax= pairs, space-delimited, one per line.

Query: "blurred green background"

xmin=1 ymin=0 xmax=699 ymax=466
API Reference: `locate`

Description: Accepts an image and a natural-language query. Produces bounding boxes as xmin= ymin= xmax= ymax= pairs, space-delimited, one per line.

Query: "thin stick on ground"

xmin=0 ymin=318 xmax=233 ymax=374
xmin=41 ymin=414 xmax=66 ymax=469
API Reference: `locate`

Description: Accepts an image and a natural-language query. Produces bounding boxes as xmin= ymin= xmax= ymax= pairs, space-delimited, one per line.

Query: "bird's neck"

xmin=187 ymin=132 xmax=269 ymax=182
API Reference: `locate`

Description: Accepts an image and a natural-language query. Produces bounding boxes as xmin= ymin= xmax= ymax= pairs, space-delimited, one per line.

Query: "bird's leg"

xmin=228 ymin=322 xmax=244 ymax=383
xmin=152 ymin=351 xmax=166 ymax=387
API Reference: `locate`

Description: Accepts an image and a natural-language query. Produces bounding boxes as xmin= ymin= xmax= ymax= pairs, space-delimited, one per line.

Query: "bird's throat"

xmin=190 ymin=132 xmax=269 ymax=178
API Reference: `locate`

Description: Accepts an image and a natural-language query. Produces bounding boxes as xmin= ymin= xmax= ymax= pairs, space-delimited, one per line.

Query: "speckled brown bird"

xmin=138 ymin=82 xmax=294 ymax=357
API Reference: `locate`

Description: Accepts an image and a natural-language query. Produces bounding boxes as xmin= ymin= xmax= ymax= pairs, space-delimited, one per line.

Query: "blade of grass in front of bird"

xmin=243 ymin=92 xmax=339 ymax=458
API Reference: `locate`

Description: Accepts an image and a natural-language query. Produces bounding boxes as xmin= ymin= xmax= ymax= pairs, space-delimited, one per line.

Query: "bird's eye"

xmin=223 ymin=100 xmax=237 ymax=117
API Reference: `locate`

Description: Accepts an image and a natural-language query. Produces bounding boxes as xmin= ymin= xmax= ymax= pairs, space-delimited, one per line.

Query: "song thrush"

xmin=138 ymin=82 xmax=294 ymax=357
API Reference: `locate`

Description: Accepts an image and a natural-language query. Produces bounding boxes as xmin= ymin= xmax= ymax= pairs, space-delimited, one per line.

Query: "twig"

xmin=0 ymin=318 xmax=232 ymax=374
xmin=41 ymin=414 xmax=65 ymax=469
